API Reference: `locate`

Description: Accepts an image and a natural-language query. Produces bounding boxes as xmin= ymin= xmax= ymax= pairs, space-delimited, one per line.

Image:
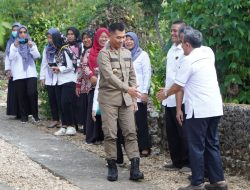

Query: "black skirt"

xmin=6 ymin=78 xmax=19 ymax=117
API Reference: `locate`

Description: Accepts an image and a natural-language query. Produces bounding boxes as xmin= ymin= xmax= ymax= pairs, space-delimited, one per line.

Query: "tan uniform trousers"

xmin=100 ymin=103 xmax=139 ymax=160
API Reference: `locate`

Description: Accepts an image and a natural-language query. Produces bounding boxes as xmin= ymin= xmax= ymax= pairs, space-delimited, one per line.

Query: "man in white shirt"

xmin=161 ymin=20 xmax=189 ymax=171
xmin=157 ymin=26 xmax=227 ymax=190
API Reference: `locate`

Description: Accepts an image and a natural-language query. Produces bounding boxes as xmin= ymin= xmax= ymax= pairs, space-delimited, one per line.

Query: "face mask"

xmin=12 ymin=31 xmax=17 ymax=38
xmin=18 ymin=38 xmax=28 ymax=44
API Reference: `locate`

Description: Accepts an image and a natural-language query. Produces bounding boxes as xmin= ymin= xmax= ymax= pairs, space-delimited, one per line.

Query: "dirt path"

xmin=0 ymin=79 xmax=249 ymax=190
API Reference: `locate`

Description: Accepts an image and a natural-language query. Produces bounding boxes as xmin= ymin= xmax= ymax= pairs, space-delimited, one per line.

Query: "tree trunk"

xmin=153 ymin=14 xmax=164 ymax=49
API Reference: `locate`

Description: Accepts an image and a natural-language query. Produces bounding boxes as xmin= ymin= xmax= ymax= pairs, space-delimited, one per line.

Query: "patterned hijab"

xmin=52 ymin=31 xmax=67 ymax=67
xmin=17 ymin=25 xmax=33 ymax=70
xmin=126 ymin=32 xmax=143 ymax=61
xmin=81 ymin=28 xmax=95 ymax=56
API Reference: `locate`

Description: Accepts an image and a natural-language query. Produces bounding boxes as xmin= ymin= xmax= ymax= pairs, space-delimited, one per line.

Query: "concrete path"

xmin=0 ymin=108 xmax=154 ymax=190
xmin=0 ymin=184 xmax=14 ymax=190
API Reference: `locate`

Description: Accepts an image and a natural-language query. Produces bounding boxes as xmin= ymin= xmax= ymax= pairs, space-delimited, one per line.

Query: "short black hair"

xmin=172 ymin=20 xmax=186 ymax=26
xmin=108 ymin=23 xmax=125 ymax=33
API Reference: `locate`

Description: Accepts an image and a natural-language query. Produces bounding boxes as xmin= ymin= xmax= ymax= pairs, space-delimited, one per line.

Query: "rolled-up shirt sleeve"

xmin=175 ymin=60 xmax=192 ymax=87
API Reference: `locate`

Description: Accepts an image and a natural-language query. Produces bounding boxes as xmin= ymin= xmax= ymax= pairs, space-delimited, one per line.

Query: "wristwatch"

xmin=164 ymin=90 xmax=168 ymax=98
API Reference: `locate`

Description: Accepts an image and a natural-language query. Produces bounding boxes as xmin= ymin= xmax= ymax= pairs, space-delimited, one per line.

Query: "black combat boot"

xmin=129 ymin=157 xmax=144 ymax=181
xmin=107 ymin=159 xmax=118 ymax=181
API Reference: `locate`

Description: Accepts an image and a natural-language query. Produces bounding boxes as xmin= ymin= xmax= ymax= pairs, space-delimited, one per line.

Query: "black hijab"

xmin=52 ymin=31 xmax=66 ymax=50
xmin=67 ymin=27 xmax=81 ymax=45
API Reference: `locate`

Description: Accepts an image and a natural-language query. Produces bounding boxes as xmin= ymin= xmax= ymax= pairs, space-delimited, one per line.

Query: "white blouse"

xmin=39 ymin=47 xmax=57 ymax=86
xmin=55 ymin=51 xmax=77 ymax=86
xmin=92 ymin=75 xmax=100 ymax=113
xmin=133 ymin=51 xmax=152 ymax=102
xmin=4 ymin=55 xmax=11 ymax=71
xmin=8 ymin=43 xmax=40 ymax=81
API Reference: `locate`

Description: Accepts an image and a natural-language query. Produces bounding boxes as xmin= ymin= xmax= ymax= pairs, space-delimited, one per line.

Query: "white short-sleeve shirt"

xmin=162 ymin=43 xmax=185 ymax=107
xmin=175 ymin=46 xmax=223 ymax=119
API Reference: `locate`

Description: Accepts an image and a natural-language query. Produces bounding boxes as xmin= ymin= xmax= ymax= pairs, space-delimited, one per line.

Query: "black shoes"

xmin=129 ymin=157 xmax=144 ymax=181
xmin=106 ymin=157 xmax=144 ymax=182
xmin=107 ymin=159 xmax=118 ymax=181
xmin=205 ymin=181 xmax=228 ymax=190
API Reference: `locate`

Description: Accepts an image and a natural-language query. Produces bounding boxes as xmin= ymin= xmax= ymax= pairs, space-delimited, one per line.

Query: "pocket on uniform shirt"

xmin=110 ymin=57 xmax=121 ymax=69
xmin=110 ymin=61 xmax=120 ymax=69
xmin=124 ymin=58 xmax=131 ymax=68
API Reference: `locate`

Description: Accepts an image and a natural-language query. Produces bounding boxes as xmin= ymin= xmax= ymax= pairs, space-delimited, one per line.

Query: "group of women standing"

xmin=5 ymin=22 xmax=152 ymax=157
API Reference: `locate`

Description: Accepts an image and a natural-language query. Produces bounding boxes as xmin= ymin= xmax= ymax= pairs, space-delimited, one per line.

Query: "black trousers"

xmin=14 ymin=77 xmax=38 ymax=121
xmin=165 ymin=105 xmax=189 ymax=168
xmin=94 ymin=115 xmax=104 ymax=142
xmin=56 ymin=82 xmax=76 ymax=126
xmin=7 ymin=78 xmax=19 ymax=117
xmin=135 ymin=102 xmax=152 ymax=151
xmin=46 ymin=85 xmax=60 ymax=121
xmin=184 ymin=116 xmax=224 ymax=186
xmin=85 ymin=89 xmax=95 ymax=143
xmin=75 ymin=93 xmax=88 ymax=127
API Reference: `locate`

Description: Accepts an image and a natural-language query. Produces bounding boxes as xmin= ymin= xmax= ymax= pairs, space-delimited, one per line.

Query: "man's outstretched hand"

xmin=127 ymin=87 xmax=141 ymax=99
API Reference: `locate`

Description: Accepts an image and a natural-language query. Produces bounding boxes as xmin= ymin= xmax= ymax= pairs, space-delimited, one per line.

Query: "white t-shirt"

xmin=162 ymin=43 xmax=184 ymax=107
xmin=175 ymin=46 xmax=223 ymax=119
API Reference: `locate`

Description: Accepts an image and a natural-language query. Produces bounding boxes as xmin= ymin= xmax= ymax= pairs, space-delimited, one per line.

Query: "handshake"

xmin=127 ymin=86 xmax=149 ymax=103
xmin=156 ymin=88 xmax=168 ymax=101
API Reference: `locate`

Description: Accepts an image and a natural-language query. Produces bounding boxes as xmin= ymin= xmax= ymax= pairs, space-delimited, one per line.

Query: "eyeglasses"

xmin=19 ymin=31 xmax=27 ymax=34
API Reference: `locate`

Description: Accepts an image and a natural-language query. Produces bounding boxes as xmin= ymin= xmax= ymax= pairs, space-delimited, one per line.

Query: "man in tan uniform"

xmin=97 ymin=23 xmax=144 ymax=182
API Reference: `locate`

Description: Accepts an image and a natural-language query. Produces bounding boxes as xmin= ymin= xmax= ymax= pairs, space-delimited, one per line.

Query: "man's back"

xmin=176 ymin=46 xmax=223 ymax=119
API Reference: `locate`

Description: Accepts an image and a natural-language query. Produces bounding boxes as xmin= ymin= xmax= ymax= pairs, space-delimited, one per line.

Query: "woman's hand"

xmin=40 ymin=79 xmax=45 ymax=88
xmin=51 ymin=67 xmax=60 ymax=73
xmin=28 ymin=40 xmax=33 ymax=48
xmin=5 ymin=70 xmax=12 ymax=80
xmin=14 ymin=39 xmax=19 ymax=47
xmin=75 ymin=88 xmax=81 ymax=97
xmin=92 ymin=111 xmax=96 ymax=122
xmin=141 ymin=93 xmax=148 ymax=103
xmin=90 ymin=76 xmax=97 ymax=85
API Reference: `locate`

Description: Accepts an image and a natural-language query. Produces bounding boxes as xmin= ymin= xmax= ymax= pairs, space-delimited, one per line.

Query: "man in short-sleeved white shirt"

xmin=157 ymin=26 xmax=227 ymax=190
xmin=161 ymin=20 xmax=189 ymax=171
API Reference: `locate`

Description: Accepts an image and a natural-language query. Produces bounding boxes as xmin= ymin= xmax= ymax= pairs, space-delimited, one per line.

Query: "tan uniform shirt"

xmin=97 ymin=42 xmax=137 ymax=107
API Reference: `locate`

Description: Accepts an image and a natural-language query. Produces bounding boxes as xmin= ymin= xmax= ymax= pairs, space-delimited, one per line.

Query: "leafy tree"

xmin=0 ymin=19 xmax=11 ymax=50
xmin=0 ymin=0 xmax=249 ymax=107
xmin=163 ymin=0 xmax=250 ymax=104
